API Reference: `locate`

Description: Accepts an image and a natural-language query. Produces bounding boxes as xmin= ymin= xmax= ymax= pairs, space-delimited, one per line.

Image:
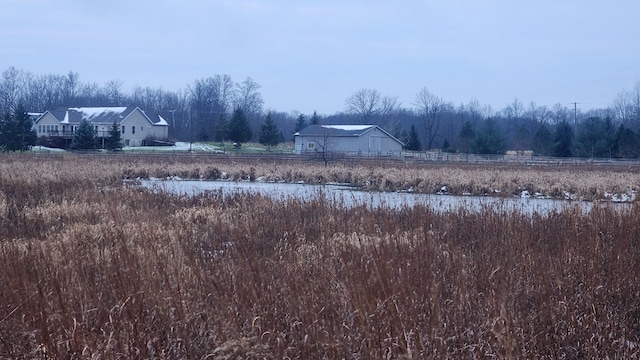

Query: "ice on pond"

xmin=134 ymin=179 xmax=631 ymax=216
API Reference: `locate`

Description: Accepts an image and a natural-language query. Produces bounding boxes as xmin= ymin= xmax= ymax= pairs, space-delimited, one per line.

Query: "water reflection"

xmin=136 ymin=179 xmax=630 ymax=216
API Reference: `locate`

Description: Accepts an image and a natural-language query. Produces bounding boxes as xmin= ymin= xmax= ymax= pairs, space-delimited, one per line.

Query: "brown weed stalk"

xmin=0 ymin=154 xmax=639 ymax=358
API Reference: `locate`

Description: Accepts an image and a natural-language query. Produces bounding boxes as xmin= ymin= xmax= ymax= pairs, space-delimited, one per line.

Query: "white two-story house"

xmin=34 ymin=106 xmax=169 ymax=147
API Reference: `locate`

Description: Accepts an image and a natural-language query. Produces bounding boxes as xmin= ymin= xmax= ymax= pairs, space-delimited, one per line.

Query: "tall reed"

xmin=1 ymin=153 xmax=639 ymax=358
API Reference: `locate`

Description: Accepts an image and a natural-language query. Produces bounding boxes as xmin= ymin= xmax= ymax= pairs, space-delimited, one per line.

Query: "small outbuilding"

xmin=294 ymin=125 xmax=403 ymax=156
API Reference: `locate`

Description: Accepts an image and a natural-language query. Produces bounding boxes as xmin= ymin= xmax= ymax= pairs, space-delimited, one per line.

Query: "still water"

xmin=136 ymin=179 xmax=630 ymax=216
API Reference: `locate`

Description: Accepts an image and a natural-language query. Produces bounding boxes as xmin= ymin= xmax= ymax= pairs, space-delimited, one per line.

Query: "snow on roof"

xmin=156 ymin=115 xmax=169 ymax=126
xmin=295 ymin=124 xmax=377 ymax=137
xmin=322 ymin=125 xmax=374 ymax=131
xmin=295 ymin=124 xmax=404 ymax=145
xmin=69 ymin=107 xmax=128 ymax=120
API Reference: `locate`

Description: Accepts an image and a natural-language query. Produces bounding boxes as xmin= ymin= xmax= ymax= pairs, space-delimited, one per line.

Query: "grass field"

xmin=1 ymin=154 xmax=639 ymax=358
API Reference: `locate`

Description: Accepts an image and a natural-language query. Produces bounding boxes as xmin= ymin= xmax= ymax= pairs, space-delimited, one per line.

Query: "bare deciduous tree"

xmin=550 ymin=103 xmax=571 ymax=125
xmin=103 ymin=79 xmax=123 ymax=106
xmin=631 ymin=81 xmax=640 ymax=129
xmin=24 ymin=74 xmax=48 ymax=112
xmin=188 ymin=75 xmax=237 ymax=140
xmin=525 ymin=101 xmax=553 ymax=125
xmin=234 ymin=77 xmax=264 ymax=139
xmin=0 ymin=66 xmax=30 ymax=114
xmin=62 ymin=71 xmax=80 ymax=106
xmin=612 ymin=81 xmax=640 ymax=130
xmin=414 ymin=87 xmax=450 ymax=150
xmin=505 ymin=97 xmax=523 ymax=120
xmin=234 ymin=77 xmax=263 ymax=115
xmin=466 ymin=98 xmax=484 ymax=126
xmin=613 ymin=90 xmax=632 ymax=126
xmin=313 ymin=128 xmax=337 ymax=166
xmin=345 ymin=89 xmax=398 ymax=127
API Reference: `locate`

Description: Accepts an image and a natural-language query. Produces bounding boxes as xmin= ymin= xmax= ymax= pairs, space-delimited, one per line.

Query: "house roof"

xmin=295 ymin=124 xmax=404 ymax=145
xmin=37 ymin=106 xmax=168 ymax=126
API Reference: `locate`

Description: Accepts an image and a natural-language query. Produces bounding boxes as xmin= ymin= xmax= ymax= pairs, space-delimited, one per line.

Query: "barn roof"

xmin=295 ymin=124 xmax=375 ymax=137
xmin=295 ymin=124 xmax=403 ymax=145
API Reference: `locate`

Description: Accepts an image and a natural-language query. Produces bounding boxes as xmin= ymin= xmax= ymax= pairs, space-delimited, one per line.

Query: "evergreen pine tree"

xmin=574 ymin=117 xmax=614 ymax=158
xmin=227 ymin=107 xmax=253 ymax=147
xmin=198 ymin=127 xmax=209 ymax=142
xmin=442 ymin=138 xmax=453 ymax=153
xmin=532 ymin=124 xmax=553 ymax=156
xmin=294 ymin=114 xmax=306 ymax=133
xmin=615 ymin=125 xmax=639 ymax=158
xmin=458 ymin=120 xmax=475 ymax=153
xmin=552 ymin=121 xmax=573 ymax=157
xmin=398 ymin=129 xmax=409 ymax=146
xmin=0 ymin=104 xmax=37 ymax=152
xmin=472 ymin=118 xmax=506 ymax=155
xmin=104 ymin=120 xmax=123 ymax=151
xmin=214 ymin=114 xmax=228 ymax=143
xmin=309 ymin=111 xmax=320 ymax=125
xmin=514 ymin=124 xmax=530 ymax=154
xmin=405 ymin=124 xmax=422 ymax=151
xmin=0 ymin=112 xmax=12 ymax=152
xmin=258 ymin=112 xmax=281 ymax=149
xmin=71 ymin=119 xmax=98 ymax=150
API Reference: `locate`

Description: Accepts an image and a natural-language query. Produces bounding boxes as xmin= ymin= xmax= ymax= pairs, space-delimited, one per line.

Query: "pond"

xmin=135 ymin=179 xmax=632 ymax=216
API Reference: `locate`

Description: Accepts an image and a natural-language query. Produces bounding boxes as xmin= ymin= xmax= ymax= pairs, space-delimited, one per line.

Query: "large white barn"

xmin=294 ymin=125 xmax=403 ymax=156
xmin=34 ymin=107 xmax=169 ymax=147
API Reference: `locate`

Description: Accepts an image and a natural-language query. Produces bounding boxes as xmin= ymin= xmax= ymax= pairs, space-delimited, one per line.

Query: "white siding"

xmin=34 ymin=113 xmax=62 ymax=137
xmin=34 ymin=108 xmax=169 ymax=148
xmin=295 ymin=127 xmax=402 ymax=156
xmin=120 ymin=109 xmax=168 ymax=146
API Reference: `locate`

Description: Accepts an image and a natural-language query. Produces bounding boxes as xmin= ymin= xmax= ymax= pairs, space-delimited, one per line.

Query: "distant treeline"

xmin=2 ymin=66 xmax=640 ymax=158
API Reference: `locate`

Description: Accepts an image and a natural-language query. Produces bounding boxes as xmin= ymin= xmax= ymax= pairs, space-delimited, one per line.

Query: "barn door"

xmin=369 ymin=136 xmax=381 ymax=155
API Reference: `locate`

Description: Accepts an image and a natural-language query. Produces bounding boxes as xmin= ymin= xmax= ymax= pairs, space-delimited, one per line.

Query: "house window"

xmin=132 ymin=126 xmax=136 ymax=134
xmin=122 ymin=126 xmax=125 ymax=134
xmin=54 ymin=125 xmax=58 ymax=132
xmin=38 ymin=125 xmax=42 ymax=133
xmin=141 ymin=126 xmax=144 ymax=132
xmin=308 ymin=142 xmax=315 ymax=149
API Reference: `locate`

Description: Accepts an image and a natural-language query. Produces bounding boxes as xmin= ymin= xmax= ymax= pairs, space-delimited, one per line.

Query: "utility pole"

xmin=571 ymin=102 xmax=578 ymax=132
xmin=169 ymin=110 xmax=176 ymax=128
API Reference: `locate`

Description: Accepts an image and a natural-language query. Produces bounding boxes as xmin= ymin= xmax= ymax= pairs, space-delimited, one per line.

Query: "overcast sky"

xmin=2 ymin=0 xmax=639 ymax=115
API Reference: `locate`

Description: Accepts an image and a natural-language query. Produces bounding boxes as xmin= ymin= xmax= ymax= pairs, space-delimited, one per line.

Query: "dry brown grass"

xmin=1 ymin=153 xmax=639 ymax=358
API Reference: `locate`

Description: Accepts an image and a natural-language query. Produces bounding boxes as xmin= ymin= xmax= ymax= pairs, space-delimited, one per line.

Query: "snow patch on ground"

xmin=32 ymin=146 xmax=65 ymax=152
xmin=604 ymin=190 xmax=637 ymax=203
xmin=31 ymin=142 xmax=225 ymax=153
xmin=125 ymin=142 xmax=223 ymax=152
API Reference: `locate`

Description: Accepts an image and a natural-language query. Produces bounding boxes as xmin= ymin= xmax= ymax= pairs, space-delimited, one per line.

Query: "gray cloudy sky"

xmin=2 ymin=0 xmax=639 ymax=115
